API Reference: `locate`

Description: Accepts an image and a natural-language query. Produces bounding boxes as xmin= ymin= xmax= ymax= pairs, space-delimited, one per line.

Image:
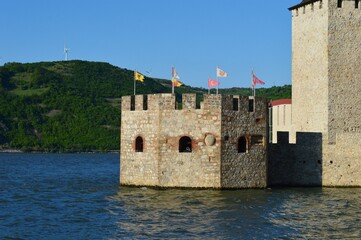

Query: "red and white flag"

xmin=252 ymin=71 xmax=265 ymax=87
xmin=216 ymin=66 xmax=228 ymax=78
xmin=208 ymin=78 xmax=220 ymax=88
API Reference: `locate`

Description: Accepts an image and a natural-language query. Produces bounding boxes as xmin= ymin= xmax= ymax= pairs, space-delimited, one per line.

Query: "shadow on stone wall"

xmin=268 ymin=132 xmax=323 ymax=187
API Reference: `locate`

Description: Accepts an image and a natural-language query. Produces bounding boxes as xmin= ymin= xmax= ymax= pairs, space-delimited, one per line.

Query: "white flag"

xmin=216 ymin=66 xmax=228 ymax=78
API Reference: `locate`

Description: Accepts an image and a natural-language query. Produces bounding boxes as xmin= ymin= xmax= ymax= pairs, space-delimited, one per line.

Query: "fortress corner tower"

xmin=290 ymin=0 xmax=361 ymax=186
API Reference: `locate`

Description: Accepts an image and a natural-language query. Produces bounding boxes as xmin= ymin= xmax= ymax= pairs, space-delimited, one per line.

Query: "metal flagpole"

xmin=171 ymin=66 xmax=175 ymax=94
xmin=134 ymin=70 xmax=136 ymax=95
xmin=172 ymin=80 xmax=174 ymax=94
xmin=216 ymin=66 xmax=219 ymax=95
xmin=252 ymin=69 xmax=255 ymax=97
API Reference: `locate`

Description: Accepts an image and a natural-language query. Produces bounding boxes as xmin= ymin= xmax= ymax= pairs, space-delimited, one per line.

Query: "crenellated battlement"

xmin=290 ymin=0 xmax=360 ymax=17
xmin=122 ymin=93 xmax=266 ymax=115
xmin=290 ymin=0 xmax=324 ymax=16
xmin=274 ymin=131 xmax=322 ymax=146
xmin=120 ymin=92 xmax=268 ymax=189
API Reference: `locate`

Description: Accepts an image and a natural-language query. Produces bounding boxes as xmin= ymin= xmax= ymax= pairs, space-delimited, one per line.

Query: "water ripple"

xmin=1 ymin=154 xmax=361 ymax=239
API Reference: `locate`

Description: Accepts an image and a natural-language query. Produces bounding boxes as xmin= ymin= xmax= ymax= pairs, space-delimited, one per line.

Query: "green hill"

xmin=0 ymin=60 xmax=290 ymax=152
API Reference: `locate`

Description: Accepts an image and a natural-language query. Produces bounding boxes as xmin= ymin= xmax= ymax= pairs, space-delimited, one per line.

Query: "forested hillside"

xmin=0 ymin=60 xmax=291 ymax=152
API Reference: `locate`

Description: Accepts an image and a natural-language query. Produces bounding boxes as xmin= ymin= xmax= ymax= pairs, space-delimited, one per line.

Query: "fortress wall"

xmin=158 ymin=94 xmax=222 ymax=188
xmin=182 ymin=94 xmax=196 ymax=109
xmin=269 ymin=132 xmax=323 ymax=186
xmin=120 ymin=94 xmax=268 ymax=189
xmin=322 ymin=133 xmax=361 ymax=186
xmin=287 ymin=0 xmax=361 ymax=187
xmin=220 ymin=96 xmax=268 ymax=188
xmin=120 ymin=95 xmax=163 ymax=186
xmin=157 ymin=110 xmax=222 ymax=188
xmin=323 ymin=0 xmax=361 ymax=186
xmin=291 ymin=0 xmax=329 ymax=142
xmin=121 ymin=94 xmax=225 ymax=188
xmin=327 ymin=0 xmax=361 ymax=143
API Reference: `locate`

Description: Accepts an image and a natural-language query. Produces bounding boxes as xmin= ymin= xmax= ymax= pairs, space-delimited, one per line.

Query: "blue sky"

xmin=0 ymin=0 xmax=301 ymax=88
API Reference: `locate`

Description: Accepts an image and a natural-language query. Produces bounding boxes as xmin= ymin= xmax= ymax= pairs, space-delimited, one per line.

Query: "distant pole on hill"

xmin=64 ymin=44 xmax=70 ymax=61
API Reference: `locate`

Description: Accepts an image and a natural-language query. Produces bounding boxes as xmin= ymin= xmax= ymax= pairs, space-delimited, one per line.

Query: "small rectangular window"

xmin=233 ymin=98 xmax=239 ymax=111
xmin=249 ymin=99 xmax=254 ymax=112
xmin=337 ymin=0 xmax=342 ymax=8
xmin=130 ymin=95 xmax=135 ymax=111
xmin=356 ymin=0 xmax=359 ymax=8
xmin=251 ymin=135 xmax=264 ymax=146
xmin=143 ymin=95 xmax=148 ymax=110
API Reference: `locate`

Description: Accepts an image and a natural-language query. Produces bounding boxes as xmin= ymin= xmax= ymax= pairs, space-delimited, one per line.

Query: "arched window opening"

xmin=238 ymin=136 xmax=247 ymax=153
xmin=179 ymin=136 xmax=192 ymax=153
xmin=135 ymin=136 xmax=144 ymax=152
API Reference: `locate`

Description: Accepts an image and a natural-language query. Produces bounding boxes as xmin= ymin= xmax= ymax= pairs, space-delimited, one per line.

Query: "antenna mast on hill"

xmin=64 ymin=44 xmax=70 ymax=61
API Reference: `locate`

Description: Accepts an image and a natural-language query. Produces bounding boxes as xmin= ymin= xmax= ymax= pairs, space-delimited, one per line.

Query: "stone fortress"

xmin=121 ymin=94 xmax=268 ymax=188
xmin=120 ymin=0 xmax=361 ymax=188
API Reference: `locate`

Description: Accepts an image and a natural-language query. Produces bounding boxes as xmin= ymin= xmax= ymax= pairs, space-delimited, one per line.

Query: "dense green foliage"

xmin=0 ymin=61 xmax=291 ymax=152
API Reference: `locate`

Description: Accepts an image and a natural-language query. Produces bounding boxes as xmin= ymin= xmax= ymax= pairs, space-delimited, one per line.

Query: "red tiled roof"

xmin=269 ymin=99 xmax=292 ymax=107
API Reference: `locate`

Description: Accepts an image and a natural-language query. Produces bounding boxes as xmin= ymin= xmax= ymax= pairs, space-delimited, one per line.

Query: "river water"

xmin=0 ymin=153 xmax=360 ymax=239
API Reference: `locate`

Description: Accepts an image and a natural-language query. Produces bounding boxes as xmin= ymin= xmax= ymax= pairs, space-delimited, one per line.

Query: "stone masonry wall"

xmin=120 ymin=94 xmax=268 ymax=189
xmin=220 ymin=96 xmax=268 ymax=188
xmin=158 ymin=94 xmax=222 ymax=188
xmin=323 ymin=0 xmax=361 ymax=186
xmin=285 ymin=0 xmax=361 ymax=187
xmin=269 ymin=132 xmax=322 ymax=186
xmin=121 ymin=94 xmax=223 ymax=188
xmin=120 ymin=94 xmax=165 ymax=186
xmin=291 ymin=0 xmax=329 ymax=142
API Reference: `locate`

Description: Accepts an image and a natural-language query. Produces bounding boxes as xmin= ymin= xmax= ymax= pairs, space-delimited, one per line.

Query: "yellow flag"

xmin=134 ymin=71 xmax=145 ymax=82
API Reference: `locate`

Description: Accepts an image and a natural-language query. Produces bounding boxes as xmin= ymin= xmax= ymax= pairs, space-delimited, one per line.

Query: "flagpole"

xmin=134 ymin=70 xmax=136 ymax=95
xmin=252 ymin=68 xmax=255 ymax=97
xmin=216 ymin=66 xmax=219 ymax=95
xmin=171 ymin=66 xmax=174 ymax=94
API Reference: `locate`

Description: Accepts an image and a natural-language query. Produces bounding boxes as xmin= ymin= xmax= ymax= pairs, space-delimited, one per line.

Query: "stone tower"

xmin=289 ymin=0 xmax=361 ymax=186
xmin=120 ymin=94 xmax=268 ymax=189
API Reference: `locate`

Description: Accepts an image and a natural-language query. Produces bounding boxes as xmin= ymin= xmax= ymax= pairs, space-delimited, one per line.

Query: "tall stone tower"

xmin=290 ymin=0 xmax=361 ymax=186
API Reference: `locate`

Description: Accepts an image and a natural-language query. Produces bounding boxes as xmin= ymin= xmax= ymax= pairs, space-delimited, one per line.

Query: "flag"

xmin=208 ymin=78 xmax=220 ymax=88
xmin=252 ymin=71 xmax=265 ymax=87
xmin=172 ymin=78 xmax=183 ymax=87
xmin=216 ymin=66 xmax=228 ymax=78
xmin=171 ymin=66 xmax=182 ymax=87
xmin=172 ymin=66 xmax=180 ymax=80
xmin=134 ymin=71 xmax=145 ymax=82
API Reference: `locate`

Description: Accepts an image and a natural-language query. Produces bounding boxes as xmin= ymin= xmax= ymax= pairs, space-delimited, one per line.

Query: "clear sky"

xmin=0 ymin=0 xmax=301 ymax=89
